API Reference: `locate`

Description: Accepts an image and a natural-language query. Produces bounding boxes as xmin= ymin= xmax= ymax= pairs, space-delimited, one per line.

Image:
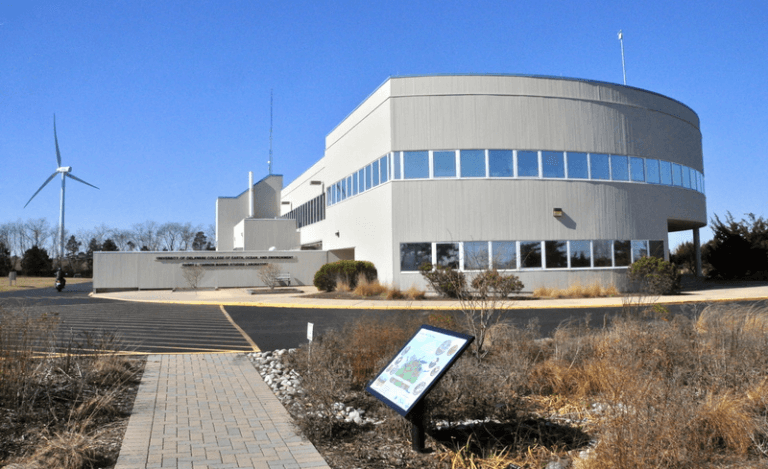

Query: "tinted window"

xmin=672 ymin=163 xmax=683 ymax=186
xmin=631 ymin=240 xmax=648 ymax=262
xmin=520 ymin=241 xmax=542 ymax=268
xmin=567 ymin=152 xmax=589 ymax=179
xmin=569 ymin=240 xmax=591 ymax=268
xmin=517 ymin=151 xmax=539 ymax=177
xmin=545 ymin=241 xmax=568 ymax=268
xmin=611 ymin=155 xmax=629 ymax=181
xmin=464 ymin=241 xmax=489 ymax=270
xmin=403 ymin=151 xmax=429 ymax=179
xmin=436 ymin=243 xmax=459 ymax=269
xmin=542 ymin=151 xmax=565 ymax=178
xmin=460 ymin=150 xmax=486 ymax=177
xmin=400 ymin=243 xmax=432 ymax=271
xmin=369 ymin=161 xmax=379 ymax=187
xmin=346 ymin=176 xmax=352 ymax=197
xmin=614 ymin=240 xmax=631 ymax=266
xmin=359 ymin=168 xmax=367 ymax=191
xmin=394 ymin=152 xmax=401 ymax=179
xmin=660 ymin=161 xmax=672 ymax=185
xmin=380 ymin=156 xmax=389 ymax=183
xmin=630 ymin=157 xmax=645 ymax=182
xmin=492 ymin=241 xmax=517 ymax=270
xmin=590 ymin=153 xmax=610 ymax=180
xmin=352 ymin=172 xmax=359 ymax=196
xmin=649 ymin=240 xmax=665 ymax=259
xmin=646 ymin=159 xmax=660 ymax=184
xmin=593 ymin=240 xmax=612 ymax=267
xmin=489 ymin=150 xmax=513 ymax=177
xmin=683 ymin=166 xmax=691 ymax=188
xmin=433 ymin=151 xmax=456 ymax=178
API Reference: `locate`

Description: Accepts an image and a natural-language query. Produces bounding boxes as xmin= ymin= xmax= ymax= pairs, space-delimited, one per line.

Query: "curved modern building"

xmin=225 ymin=74 xmax=707 ymax=291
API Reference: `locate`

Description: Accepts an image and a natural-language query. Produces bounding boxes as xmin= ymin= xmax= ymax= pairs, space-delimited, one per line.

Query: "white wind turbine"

xmin=24 ymin=115 xmax=99 ymax=265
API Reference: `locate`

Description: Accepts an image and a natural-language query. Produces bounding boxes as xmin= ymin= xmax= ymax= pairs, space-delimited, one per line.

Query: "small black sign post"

xmin=366 ymin=325 xmax=474 ymax=453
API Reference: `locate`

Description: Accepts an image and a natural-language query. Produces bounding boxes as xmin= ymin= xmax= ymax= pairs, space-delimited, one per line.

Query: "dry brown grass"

xmin=405 ymin=284 xmax=426 ymax=300
xmin=289 ymin=302 xmax=768 ymax=469
xmin=533 ymin=282 xmax=619 ymax=299
xmin=334 ymin=276 xmax=352 ymax=292
xmin=0 ymin=275 xmax=92 ymax=292
xmin=353 ymin=274 xmax=388 ymax=297
xmin=0 ymin=305 xmax=143 ymax=468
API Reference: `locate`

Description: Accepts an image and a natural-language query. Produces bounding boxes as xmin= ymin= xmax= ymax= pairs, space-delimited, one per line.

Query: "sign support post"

xmin=407 ymin=399 xmax=426 ymax=452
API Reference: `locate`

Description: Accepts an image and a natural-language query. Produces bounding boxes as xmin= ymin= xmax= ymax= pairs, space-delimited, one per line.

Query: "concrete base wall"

xmin=400 ymin=268 xmax=632 ymax=293
xmin=93 ymin=250 xmax=331 ymax=292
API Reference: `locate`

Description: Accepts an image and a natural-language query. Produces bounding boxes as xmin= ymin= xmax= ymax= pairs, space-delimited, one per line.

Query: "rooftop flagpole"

xmin=618 ymin=30 xmax=627 ymax=85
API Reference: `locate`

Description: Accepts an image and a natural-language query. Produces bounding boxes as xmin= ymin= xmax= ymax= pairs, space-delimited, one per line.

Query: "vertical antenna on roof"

xmin=268 ymin=89 xmax=273 ymax=175
xmin=618 ymin=30 xmax=627 ymax=85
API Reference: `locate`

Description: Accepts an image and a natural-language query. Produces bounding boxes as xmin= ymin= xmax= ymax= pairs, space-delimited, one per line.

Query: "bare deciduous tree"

xmin=132 ymin=221 xmax=160 ymax=252
xmin=181 ymin=264 xmax=206 ymax=290
xmin=257 ymin=264 xmax=282 ymax=289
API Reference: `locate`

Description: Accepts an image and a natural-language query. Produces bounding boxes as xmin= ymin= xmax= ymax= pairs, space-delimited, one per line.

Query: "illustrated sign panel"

xmin=366 ymin=325 xmax=474 ymax=416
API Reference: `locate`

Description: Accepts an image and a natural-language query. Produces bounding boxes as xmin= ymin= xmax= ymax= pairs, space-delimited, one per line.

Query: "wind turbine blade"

xmin=24 ymin=172 xmax=59 ymax=208
xmin=65 ymin=173 xmax=99 ymax=190
xmin=54 ymin=114 xmax=62 ymax=167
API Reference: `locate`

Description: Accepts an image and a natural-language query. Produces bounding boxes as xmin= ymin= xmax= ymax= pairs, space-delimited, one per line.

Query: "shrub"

xmin=419 ymin=262 xmax=466 ymax=298
xmin=704 ymin=212 xmax=768 ymax=279
xmin=313 ymin=260 xmax=377 ymax=292
xmin=627 ymin=256 xmax=681 ymax=295
xmin=470 ymin=269 xmax=523 ymax=298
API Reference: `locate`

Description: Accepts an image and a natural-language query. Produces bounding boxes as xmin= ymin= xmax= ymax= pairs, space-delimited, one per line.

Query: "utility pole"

xmin=618 ymin=30 xmax=627 ymax=85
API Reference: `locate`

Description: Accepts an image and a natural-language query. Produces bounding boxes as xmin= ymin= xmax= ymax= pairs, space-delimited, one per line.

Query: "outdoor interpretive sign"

xmin=366 ymin=325 xmax=474 ymax=452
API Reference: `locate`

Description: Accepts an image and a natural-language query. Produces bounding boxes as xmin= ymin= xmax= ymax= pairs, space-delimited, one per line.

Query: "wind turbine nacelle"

xmin=57 ymin=166 xmax=72 ymax=173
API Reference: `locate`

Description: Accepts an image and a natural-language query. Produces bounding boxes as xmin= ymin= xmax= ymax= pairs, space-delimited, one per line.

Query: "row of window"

xmin=400 ymin=239 xmax=665 ymax=272
xmin=327 ymin=150 xmax=705 ymax=206
xmin=281 ymin=193 xmax=325 ymax=228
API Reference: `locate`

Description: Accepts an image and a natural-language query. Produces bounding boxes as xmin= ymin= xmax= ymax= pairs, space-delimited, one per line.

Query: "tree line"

xmin=0 ymin=219 xmax=216 ymax=277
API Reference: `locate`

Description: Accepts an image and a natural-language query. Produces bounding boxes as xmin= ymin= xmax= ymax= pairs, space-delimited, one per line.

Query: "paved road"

xmin=3 ymin=283 xmax=764 ymax=353
xmin=0 ymin=283 xmax=254 ymax=354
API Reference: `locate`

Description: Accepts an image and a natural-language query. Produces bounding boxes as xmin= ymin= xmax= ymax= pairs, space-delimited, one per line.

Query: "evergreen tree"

xmin=0 ymin=241 xmax=12 ymax=276
xmin=102 ymin=238 xmax=119 ymax=252
xmin=705 ymin=212 xmax=768 ymax=279
xmin=21 ymin=245 xmax=52 ymax=276
xmin=65 ymin=235 xmax=81 ymax=257
xmin=192 ymin=231 xmax=208 ymax=251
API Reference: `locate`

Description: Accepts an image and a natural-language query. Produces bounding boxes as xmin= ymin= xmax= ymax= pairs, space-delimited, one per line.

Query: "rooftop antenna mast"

xmin=618 ymin=30 xmax=627 ymax=85
xmin=268 ymin=89 xmax=273 ymax=175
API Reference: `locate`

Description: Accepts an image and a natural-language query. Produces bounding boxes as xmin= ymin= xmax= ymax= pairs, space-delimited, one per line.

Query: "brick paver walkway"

xmin=115 ymin=354 xmax=330 ymax=469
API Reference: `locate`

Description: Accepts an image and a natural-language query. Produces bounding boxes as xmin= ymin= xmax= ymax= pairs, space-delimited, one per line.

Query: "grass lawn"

xmin=0 ymin=275 xmax=92 ymax=293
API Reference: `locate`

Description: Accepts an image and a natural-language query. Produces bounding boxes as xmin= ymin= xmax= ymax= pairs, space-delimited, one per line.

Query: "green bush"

xmin=313 ymin=260 xmax=377 ymax=292
xmin=419 ymin=262 xmax=466 ymax=298
xmin=470 ymin=269 xmax=524 ymax=298
xmin=627 ymin=256 xmax=681 ymax=295
xmin=704 ymin=212 xmax=768 ymax=280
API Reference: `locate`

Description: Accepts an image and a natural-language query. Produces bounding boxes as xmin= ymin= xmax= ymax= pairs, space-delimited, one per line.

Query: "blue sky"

xmin=1 ymin=0 xmax=766 ymax=249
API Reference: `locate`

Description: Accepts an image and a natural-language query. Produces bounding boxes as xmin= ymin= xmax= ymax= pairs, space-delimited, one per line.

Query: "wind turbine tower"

xmin=24 ymin=115 xmax=100 ymax=264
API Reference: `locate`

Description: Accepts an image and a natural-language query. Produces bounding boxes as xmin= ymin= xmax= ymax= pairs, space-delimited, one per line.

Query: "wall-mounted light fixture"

xmin=310 ymin=180 xmax=322 ymax=185
xmin=335 ymin=231 xmax=340 ymax=237
xmin=281 ymin=201 xmax=291 ymax=205
xmin=553 ymin=208 xmax=564 ymax=218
